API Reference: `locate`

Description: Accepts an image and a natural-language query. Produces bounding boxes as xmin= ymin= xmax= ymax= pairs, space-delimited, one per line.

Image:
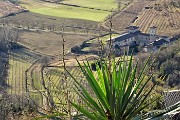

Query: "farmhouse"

xmin=110 ymin=26 xmax=173 ymax=55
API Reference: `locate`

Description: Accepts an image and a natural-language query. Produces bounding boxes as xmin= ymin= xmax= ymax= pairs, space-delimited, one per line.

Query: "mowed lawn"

xmin=61 ymin=0 xmax=117 ymax=10
xmin=20 ymin=0 xmax=116 ymax=21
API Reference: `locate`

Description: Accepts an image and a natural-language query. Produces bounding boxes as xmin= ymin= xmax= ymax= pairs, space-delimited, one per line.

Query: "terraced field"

xmin=132 ymin=8 xmax=180 ymax=36
xmin=6 ymin=47 xmax=95 ymax=105
xmin=6 ymin=48 xmax=51 ymax=105
xmin=105 ymin=0 xmax=151 ymax=32
xmin=104 ymin=0 xmax=180 ymax=37
xmin=7 ymin=48 xmax=42 ymax=93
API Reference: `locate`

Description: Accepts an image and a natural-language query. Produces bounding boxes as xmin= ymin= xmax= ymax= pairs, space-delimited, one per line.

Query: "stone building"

xmin=109 ymin=26 xmax=173 ymax=55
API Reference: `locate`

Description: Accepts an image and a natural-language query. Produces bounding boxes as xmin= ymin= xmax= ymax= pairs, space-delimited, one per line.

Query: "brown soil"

xmin=18 ymin=30 xmax=93 ymax=56
xmin=0 ymin=12 xmax=98 ymax=32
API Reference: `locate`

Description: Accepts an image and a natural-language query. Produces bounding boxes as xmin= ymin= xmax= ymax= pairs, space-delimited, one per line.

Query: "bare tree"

xmin=0 ymin=25 xmax=19 ymax=51
xmin=61 ymin=26 xmax=72 ymax=119
xmin=39 ymin=56 xmax=55 ymax=112
xmin=0 ymin=26 xmax=19 ymax=92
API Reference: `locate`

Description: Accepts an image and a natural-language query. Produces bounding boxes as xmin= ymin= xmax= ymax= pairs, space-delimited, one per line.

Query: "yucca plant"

xmin=36 ymin=54 xmax=180 ymax=120
xmin=67 ymin=53 xmax=160 ymax=120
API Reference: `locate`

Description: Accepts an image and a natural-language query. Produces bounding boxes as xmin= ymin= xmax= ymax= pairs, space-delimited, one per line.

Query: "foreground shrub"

xmin=68 ymin=54 xmax=155 ymax=119
xmin=38 ymin=54 xmax=180 ymax=120
xmin=68 ymin=54 xmax=179 ymax=120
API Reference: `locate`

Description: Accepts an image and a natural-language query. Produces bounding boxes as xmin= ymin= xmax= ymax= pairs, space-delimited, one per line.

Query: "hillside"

xmin=132 ymin=0 xmax=180 ymax=36
xmin=0 ymin=0 xmax=180 ymax=119
xmin=153 ymin=39 xmax=180 ymax=88
xmin=0 ymin=1 xmax=26 ymax=18
xmin=104 ymin=0 xmax=151 ymax=32
xmin=137 ymin=38 xmax=180 ymax=89
xmin=105 ymin=0 xmax=180 ymax=37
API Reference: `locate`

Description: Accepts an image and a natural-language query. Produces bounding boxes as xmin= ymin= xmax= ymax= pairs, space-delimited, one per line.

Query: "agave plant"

xmin=67 ymin=54 xmax=160 ymax=120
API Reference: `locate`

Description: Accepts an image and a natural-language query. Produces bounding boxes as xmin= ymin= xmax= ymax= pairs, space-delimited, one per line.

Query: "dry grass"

xmin=0 ymin=12 xmax=98 ymax=31
xmin=19 ymin=30 xmax=93 ymax=55
xmin=0 ymin=1 xmax=25 ymax=18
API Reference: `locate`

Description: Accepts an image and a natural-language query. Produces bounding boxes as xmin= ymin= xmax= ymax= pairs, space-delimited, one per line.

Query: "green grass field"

xmin=7 ymin=49 xmax=132 ymax=105
xmin=20 ymin=0 xmax=113 ymax=21
xmin=19 ymin=0 xmax=129 ymax=22
xmin=30 ymin=7 xmax=108 ymax=21
xmin=7 ymin=49 xmax=41 ymax=93
xmin=61 ymin=0 xmax=118 ymax=10
xmin=87 ymin=34 xmax=120 ymax=44
xmin=82 ymin=34 xmax=120 ymax=52
xmin=8 ymin=52 xmax=32 ymax=93
xmin=7 ymin=49 xmax=87 ymax=104
xmin=7 ymin=48 xmax=44 ymax=104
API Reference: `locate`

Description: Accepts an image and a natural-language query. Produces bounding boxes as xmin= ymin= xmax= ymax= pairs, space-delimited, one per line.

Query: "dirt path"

xmin=50 ymin=54 xmax=99 ymax=67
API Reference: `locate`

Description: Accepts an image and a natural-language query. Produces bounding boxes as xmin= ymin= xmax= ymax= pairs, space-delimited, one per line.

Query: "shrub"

xmin=68 ymin=54 xmax=160 ymax=119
